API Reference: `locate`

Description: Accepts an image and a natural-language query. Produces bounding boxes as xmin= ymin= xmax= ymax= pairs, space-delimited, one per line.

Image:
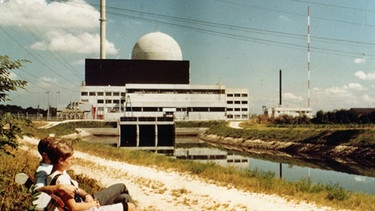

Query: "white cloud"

xmin=353 ymin=58 xmax=365 ymax=64
xmin=0 ymin=0 xmax=118 ymax=55
xmin=362 ymin=94 xmax=375 ymax=103
xmin=324 ymin=86 xmax=352 ymax=97
xmin=354 ymin=71 xmax=367 ymax=80
xmin=345 ymin=83 xmax=364 ymax=91
xmin=354 ymin=71 xmax=375 ymax=80
xmin=31 ymin=31 xmax=118 ymax=55
xmin=284 ymin=92 xmax=303 ymax=101
xmin=0 ymin=0 xmax=98 ymax=31
xmin=38 ymin=76 xmax=58 ymax=88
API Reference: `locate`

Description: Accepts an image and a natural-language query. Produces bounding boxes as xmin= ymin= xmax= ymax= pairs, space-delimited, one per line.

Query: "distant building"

xmin=264 ymin=106 xmax=312 ymax=119
xmin=79 ymin=32 xmax=249 ymax=121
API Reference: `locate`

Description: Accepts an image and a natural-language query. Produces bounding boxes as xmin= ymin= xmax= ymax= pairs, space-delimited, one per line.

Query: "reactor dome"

xmin=131 ymin=32 xmax=182 ymax=60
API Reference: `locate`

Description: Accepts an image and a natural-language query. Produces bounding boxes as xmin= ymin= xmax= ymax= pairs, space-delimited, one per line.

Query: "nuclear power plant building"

xmin=80 ymin=32 xmax=249 ymax=121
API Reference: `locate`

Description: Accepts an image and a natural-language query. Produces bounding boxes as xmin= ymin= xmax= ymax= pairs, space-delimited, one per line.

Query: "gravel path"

xmin=21 ymin=136 xmax=343 ymax=211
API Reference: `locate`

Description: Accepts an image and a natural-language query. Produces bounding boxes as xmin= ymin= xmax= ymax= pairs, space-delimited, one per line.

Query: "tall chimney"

xmin=279 ymin=69 xmax=282 ymax=106
xmin=100 ymin=0 xmax=106 ymax=59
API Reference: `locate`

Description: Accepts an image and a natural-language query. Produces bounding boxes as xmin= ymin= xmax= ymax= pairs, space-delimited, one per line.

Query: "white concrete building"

xmin=265 ymin=106 xmax=312 ymax=119
xmin=79 ymin=32 xmax=249 ymax=121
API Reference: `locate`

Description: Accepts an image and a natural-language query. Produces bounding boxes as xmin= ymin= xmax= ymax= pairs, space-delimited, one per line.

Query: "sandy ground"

xmin=20 ymin=136 xmax=344 ymax=211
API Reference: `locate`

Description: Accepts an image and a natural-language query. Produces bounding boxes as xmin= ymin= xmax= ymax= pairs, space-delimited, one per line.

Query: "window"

xmin=105 ymin=92 xmax=112 ymax=96
xmin=242 ymin=93 xmax=248 ymax=97
xmin=89 ymin=92 xmax=96 ymax=96
xmin=235 ymin=101 xmax=241 ymax=104
xmin=242 ymin=108 xmax=248 ymax=111
xmin=81 ymin=92 xmax=88 ymax=96
xmin=106 ymin=99 xmax=112 ymax=104
xmin=113 ymin=100 xmax=119 ymax=104
xmin=227 ymin=101 xmax=233 ymax=104
xmin=143 ymin=107 xmax=158 ymax=111
xmin=242 ymin=101 xmax=248 ymax=104
xmin=97 ymin=99 xmax=104 ymax=104
xmin=227 ymin=94 xmax=233 ymax=97
xmin=113 ymin=92 xmax=120 ymax=96
xmin=97 ymin=92 xmax=104 ymax=96
xmin=234 ymin=93 xmax=241 ymax=97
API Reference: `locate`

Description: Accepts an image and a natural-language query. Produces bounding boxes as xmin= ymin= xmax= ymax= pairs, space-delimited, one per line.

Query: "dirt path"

xmin=20 ymin=136 xmax=342 ymax=211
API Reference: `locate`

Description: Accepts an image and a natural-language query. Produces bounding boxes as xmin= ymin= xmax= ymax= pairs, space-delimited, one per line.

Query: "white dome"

xmin=131 ymin=32 xmax=182 ymax=60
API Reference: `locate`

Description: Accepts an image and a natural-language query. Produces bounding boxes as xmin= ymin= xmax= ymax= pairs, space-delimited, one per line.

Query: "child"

xmin=33 ymin=137 xmax=76 ymax=210
xmin=46 ymin=139 xmax=135 ymax=211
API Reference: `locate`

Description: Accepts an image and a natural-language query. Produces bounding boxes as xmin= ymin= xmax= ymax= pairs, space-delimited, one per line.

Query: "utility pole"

xmin=46 ymin=91 xmax=50 ymax=120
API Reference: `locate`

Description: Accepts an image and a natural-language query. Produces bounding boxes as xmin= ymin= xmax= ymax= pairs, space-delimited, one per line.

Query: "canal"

xmin=83 ymin=134 xmax=375 ymax=195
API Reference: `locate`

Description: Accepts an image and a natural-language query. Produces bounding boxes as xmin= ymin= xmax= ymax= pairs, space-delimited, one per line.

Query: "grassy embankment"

xmin=1 ymin=120 xmax=375 ymax=210
xmin=207 ymin=121 xmax=375 ymax=147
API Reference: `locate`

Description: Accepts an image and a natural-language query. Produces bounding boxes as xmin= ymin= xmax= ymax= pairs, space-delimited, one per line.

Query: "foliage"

xmin=312 ymin=109 xmax=375 ymax=124
xmin=0 ymin=55 xmax=29 ymax=155
xmin=0 ymin=113 xmax=31 ymax=155
xmin=0 ymin=104 xmax=48 ymax=116
xmin=0 ymin=150 xmax=38 ymax=211
xmin=0 ymin=55 xmax=28 ymax=102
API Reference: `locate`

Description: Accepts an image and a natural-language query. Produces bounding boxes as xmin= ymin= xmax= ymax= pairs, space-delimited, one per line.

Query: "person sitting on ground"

xmin=46 ymin=138 xmax=136 ymax=211
xmin=33 ymin=137 xmax=77 ymax=210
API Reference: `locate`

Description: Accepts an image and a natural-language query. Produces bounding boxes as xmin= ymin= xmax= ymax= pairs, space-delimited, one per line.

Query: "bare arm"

xmin=63 ymin=191 xmax=100 ymax=211
xmin=35 ymin=184 xmax=76 ymax=198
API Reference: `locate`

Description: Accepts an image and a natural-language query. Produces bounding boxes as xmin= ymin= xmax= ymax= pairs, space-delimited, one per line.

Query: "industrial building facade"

xmin=79 ymin=32 xmax=249 ymax=121
xmin=80 ymin=83 xmax=249 ymax=121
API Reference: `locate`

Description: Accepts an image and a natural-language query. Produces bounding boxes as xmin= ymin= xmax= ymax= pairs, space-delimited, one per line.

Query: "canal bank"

xmin=199 ymin=133 xmax=375 ymax=177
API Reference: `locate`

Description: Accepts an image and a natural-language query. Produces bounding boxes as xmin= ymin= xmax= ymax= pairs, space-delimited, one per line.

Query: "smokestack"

xmin=279 ymin=69 xmax=282 ymax=106
xmin=100 ymin=0 xmax=106 ymax=59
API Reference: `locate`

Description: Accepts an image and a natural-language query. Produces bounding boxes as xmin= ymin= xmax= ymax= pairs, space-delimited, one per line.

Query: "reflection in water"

xmin=83 ymin=135 xmax=375 ymax=195
xmin=175 ymin=147 xmax=250 ymax=169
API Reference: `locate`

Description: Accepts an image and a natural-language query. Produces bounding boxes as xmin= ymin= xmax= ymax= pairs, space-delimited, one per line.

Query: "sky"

xmin=0 ymin=0 xmax=375 ymax=114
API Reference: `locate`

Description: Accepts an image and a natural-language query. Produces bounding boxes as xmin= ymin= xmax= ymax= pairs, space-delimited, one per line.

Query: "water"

xmin=83 ymin=135 xmax=375 ymax=195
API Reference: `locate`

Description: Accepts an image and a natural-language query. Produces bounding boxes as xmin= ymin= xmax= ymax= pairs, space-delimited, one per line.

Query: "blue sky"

xmin=1 ymin=0 xmax=374 ymax=114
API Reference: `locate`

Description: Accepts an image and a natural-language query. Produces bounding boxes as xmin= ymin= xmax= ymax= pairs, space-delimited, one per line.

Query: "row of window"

xmin=126 ymin=89 xmax=226 ymax=94
xmin=227 ymin=114 xmax=248 ymax=119
xmin=97 ymin=99 xmax=126 ymax=104
xmin=81 ymin=92 xmax=126 ymax=97
xmin=88 ymin=99 xmax=248 ymax=105
xmin=227 ymin=101 xmax=248 ymax=104
xmin=227 ymin=93 xmax=248 ymax=97
xmin=123 ymin=107 xmax=227 ymax=112
xmin=227 ymin=108 xmax=248 ymax=111
xmin=82 ymin=91 xmax=248 ymax=98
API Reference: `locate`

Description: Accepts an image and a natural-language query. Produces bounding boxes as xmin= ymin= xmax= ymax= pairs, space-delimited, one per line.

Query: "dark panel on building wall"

xmin=85 ymin=59 xmax=190 ymax=85
xmin=139 ymin=125 xmax=156 ymax=146
xmin=157 ymin=125 xmax=175 ymax=146
xmin=120 ymin=125 xmax=137 ymax=147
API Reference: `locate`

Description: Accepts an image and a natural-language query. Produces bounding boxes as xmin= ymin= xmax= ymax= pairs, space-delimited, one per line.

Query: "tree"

xmin=0 ymin=55 xmax=28 ymax=155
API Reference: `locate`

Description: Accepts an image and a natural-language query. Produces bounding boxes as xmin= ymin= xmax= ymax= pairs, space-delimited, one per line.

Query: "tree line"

xmin=272 ymin=109 xmax=375 ymax=125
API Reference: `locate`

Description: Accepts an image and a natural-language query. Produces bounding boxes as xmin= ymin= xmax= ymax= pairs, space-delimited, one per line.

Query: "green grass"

xmin=207 ymin=121 xmax=375 ymax=147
